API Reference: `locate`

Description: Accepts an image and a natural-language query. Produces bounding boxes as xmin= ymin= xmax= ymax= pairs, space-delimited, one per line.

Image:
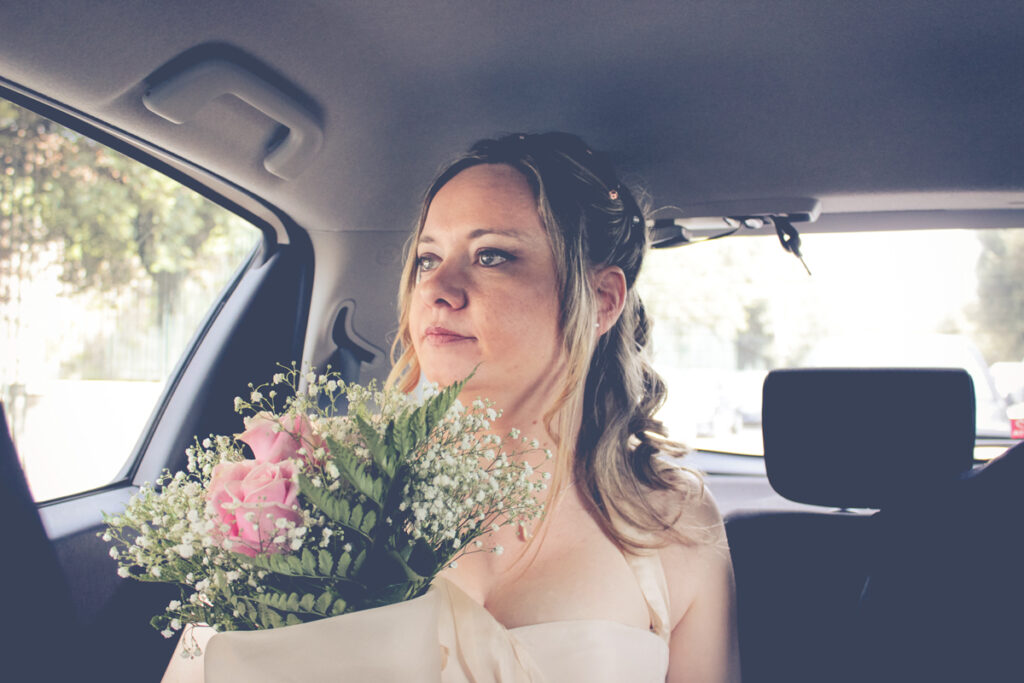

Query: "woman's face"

xmin=409 ymin=163 xmax=564 ymax=412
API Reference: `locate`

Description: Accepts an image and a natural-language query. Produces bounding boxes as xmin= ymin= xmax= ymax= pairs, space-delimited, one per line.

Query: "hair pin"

xmin=608 ymin=189 xmax=619 ymax=200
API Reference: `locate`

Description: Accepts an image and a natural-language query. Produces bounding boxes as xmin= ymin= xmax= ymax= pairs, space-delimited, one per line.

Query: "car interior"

xmin=1 ymin=1 xmax=1022 ymax=681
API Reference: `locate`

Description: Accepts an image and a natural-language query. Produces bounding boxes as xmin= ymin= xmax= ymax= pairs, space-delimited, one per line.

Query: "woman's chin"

xmin=419 ymin=362 xmax=478 ymax=391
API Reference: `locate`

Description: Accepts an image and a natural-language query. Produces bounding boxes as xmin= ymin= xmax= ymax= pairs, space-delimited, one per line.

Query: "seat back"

xmin=858 ymin=441 xmax=1024 ymax=682
xmin=725 ymin=368 xmax=976 ymax=683
xmin=0 ymin=403 xmax=83 ymax=679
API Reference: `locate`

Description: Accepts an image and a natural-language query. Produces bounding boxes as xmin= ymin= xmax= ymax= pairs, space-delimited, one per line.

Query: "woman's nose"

xmin=417 ymin=261 xmax=467 ymax=310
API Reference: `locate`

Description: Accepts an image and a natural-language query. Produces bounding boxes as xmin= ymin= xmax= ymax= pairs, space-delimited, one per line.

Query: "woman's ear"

xmin=593 ymin=266 xmax=627 ymax=335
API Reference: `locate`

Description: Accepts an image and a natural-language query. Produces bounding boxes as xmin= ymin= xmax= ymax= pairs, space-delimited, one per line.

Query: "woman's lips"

xmin=423 ymin=326 xmax=475 ymax=344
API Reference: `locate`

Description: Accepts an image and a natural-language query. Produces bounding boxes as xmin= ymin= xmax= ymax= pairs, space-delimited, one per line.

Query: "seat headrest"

xmin=762 ymin=368 xmax=976 ymax=509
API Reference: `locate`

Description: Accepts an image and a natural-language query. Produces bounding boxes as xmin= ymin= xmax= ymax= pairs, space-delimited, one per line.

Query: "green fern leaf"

xmin=301 ymin=549 xmax=316 ymax=574
xmin=360 ymin=508 xmax=377 ymax=535
xmin=297 ymin=476 xmax=372 ymax=543
xmin=354 ymin=413 xmax=393 ymax=477
xmin=352 ymin=548 xmax=367 ymax=573
xmin=314 ymin=590 xmax=333 ymax=614
xmin=352 ymin=503 xmax=366 ymax=529
xmin=335 ymin=551 xmax=352 ymax=577
xmin=260 ymin=603 xmax=284 ymax=629
xmin=318 ymin=549 xmax=334 ymax=575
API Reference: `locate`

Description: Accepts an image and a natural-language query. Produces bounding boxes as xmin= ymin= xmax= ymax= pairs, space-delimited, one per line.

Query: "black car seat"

xmin=725 ymin=368 xmax=976 ymax=683
xmin=858 ymin=439 xmax=1024 ymax=683
xmin=0 ymin=402 xmax=84 ymax=680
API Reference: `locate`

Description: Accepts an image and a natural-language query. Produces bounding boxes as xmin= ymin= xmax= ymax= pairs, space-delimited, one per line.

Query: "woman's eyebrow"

xmin=469 ymin=227 xmax=529 ymax=241
xmin=418 ymin=227 xmax=530 ymax=245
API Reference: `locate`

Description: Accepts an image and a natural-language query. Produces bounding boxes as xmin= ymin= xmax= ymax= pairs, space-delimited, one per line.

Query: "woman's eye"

xmin=416 ymin=254 xmax=440 ymax=272
xmin=477 ymin=249 xmax=513 ymax=267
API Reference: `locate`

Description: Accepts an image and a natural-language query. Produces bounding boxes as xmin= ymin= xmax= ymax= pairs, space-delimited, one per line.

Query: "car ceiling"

xmin=0 ymin=0 xmax=1022 ymax=236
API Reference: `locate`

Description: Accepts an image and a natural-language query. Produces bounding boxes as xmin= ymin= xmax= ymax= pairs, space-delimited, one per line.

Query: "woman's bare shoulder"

xmin=649 ymin=458 xmax=724 ymax=539
xmin=645 ymin=459 xmax=732 ymax=620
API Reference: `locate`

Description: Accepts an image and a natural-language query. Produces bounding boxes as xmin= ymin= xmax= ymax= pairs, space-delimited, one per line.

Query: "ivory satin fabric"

xmin=204 ymin=554 xmax=671 ymax=682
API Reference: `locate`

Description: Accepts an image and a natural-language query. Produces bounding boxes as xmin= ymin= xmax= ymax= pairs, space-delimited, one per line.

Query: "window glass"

xmin=1 ymin=98 xmax=258 ymax=501
xmin=638 ymin=227 xmax=1024 ymax=458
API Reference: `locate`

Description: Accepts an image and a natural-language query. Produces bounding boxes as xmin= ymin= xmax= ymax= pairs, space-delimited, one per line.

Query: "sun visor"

xmin=762 ymin=368 xmax=976 ymax=509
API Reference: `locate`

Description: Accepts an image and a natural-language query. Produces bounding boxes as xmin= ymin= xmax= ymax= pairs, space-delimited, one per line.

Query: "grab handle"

xmin=143 ymin=60 xmax=323 ymax=180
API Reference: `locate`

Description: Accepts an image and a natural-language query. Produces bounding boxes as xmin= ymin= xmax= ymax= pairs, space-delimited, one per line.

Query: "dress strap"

xmin=624 ymin=552 xmax=672 ymax=643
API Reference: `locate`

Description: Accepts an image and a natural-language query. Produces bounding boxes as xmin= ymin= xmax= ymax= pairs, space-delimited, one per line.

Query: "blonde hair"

xmin=388 ymin=133 xmax=703 ymax=550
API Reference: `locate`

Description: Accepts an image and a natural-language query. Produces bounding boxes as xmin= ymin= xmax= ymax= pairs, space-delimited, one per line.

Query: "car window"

xmin=638 ymin=227 xmax=1024 ymax=459
xmin=0 ymin=98 xmax=258 ymax=501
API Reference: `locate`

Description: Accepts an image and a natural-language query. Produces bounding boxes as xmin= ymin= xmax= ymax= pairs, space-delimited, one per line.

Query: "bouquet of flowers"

xmin=102 ymin=365 xmax=549 ymax=655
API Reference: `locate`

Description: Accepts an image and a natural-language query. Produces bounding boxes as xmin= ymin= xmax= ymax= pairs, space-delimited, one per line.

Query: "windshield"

xmin=637 ymin=227 xmax=1024 ymax=459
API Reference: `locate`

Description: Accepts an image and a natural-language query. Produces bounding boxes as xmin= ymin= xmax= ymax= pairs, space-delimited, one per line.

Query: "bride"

xmin=166 ymin=132 xmax=739 ymax=682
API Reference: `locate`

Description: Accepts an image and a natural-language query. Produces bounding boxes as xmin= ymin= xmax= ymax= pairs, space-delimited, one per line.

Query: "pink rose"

xmin=207 ymin=458 xmax=302 ymax=557
xmin=238 ymin=412 xmax=326 ymax=465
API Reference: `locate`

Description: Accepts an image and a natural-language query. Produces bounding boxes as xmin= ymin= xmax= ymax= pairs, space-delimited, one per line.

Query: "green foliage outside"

xmin=0 ymin=98 xmax=256 ymax=380
xmin=973 ymin=230 xmax=1024 ymax=363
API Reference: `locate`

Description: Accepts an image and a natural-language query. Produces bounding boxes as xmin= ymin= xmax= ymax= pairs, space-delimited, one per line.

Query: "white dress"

xmin=202 ymin=552 xmax=671 ymax=682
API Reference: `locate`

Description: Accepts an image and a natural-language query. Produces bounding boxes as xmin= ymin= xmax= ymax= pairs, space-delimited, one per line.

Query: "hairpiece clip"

xmin=608 ymin=189 xmax=619 ymax=201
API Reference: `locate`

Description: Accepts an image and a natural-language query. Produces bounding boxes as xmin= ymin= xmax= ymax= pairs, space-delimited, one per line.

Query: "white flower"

xmin=117 ymin=567 xmax=130 ymax=578
xmin=161 ymin=629 xmax=174 ymax=639
xmin=168 ymin=600 xmax=181 ymax=610
xmin=493 ymin=545 xmax=504 ymax=555
xmin=108 ymin=547 xmax=119 ymax=560
xmin=251 ymin=390 xmax=263 ymax=402
xmin=273 ymin=373 xmax=285 ymax=385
